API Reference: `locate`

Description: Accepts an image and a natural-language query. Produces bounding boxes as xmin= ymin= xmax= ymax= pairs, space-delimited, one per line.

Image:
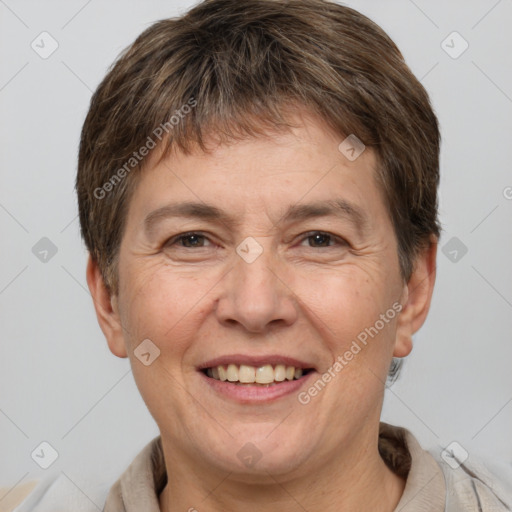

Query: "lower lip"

xmin=199 ymin=371 xmax=315 ymax=403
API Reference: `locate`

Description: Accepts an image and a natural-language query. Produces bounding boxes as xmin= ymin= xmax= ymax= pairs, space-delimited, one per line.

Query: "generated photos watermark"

xmin=94 ymin=97 xmax=197 ymax=200
xmin=298 ymin=301 xmax=403 ymax=405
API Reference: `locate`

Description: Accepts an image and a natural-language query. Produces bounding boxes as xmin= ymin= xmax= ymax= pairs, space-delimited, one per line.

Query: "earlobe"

xmin=86 ymin=255 xmax=128 ymax=358
xmin=393 ymin=238 xmax=437 ymax=358
xmin=393 ymin=291 xmax=414 ymax=358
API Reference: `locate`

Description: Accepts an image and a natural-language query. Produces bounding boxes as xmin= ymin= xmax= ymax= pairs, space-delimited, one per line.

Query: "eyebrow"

xmin=143 ymin=199 xmax=369 ymax=236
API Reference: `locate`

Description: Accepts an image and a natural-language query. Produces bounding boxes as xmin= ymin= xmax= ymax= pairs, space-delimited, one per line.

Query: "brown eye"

xmin=165 ymin=232 xmax=212 ymax=248
xmin=308 ymin=233 xmax=332 ymax=247
xmin=300 ymin=231 xmax=347 ymax=248
xmin=179 ymin=234 xmax=206 ymax=247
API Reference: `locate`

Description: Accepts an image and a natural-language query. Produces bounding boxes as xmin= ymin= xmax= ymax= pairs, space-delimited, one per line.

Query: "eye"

xmin=165 ymin=232 xmax=213 ymax=248
xmin=164 ymin=230 xmax=347 ymax=251
xmin=299 ymin=231 xmax=347 ymax=248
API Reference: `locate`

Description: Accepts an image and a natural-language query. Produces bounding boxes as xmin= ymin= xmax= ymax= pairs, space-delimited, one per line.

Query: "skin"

xmin=87 ymin=109 xmax=437 ymax=512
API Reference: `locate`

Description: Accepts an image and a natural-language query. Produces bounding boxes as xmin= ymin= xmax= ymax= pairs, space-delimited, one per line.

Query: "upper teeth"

xmin=206 ymin=364 xmax=303 ymax=383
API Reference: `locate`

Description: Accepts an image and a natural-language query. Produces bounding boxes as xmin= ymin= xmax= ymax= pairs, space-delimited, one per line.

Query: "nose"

xmin=214 ymin=241 xmax=298 ymax=333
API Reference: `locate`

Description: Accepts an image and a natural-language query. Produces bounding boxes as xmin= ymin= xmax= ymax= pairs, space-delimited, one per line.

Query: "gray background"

xmin=1 ymin=0 xmax=511 ymax=503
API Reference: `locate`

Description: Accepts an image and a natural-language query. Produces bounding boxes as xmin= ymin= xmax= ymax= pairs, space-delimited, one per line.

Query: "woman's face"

xmin=102 ymin=111 xmax=418 ymax=478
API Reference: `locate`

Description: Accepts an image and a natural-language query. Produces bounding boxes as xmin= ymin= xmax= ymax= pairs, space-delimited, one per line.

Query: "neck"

xmin=158 ymin=426 xmax=406 ymax=512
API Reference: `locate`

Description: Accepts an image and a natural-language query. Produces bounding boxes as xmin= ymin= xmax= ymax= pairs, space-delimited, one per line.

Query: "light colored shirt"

xmin=12 ymin=423 xmax=512 ymax=511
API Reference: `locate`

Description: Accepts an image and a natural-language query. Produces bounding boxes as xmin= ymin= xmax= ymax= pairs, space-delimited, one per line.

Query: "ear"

xmin=393 ymin=237 xmax=437 ymax=358
xmin=86 ymin=254 xmax=127 ymax=358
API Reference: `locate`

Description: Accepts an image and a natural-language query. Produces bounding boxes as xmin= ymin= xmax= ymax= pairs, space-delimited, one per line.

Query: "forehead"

xmin=126 ymin=112 xmax=387 ymax=235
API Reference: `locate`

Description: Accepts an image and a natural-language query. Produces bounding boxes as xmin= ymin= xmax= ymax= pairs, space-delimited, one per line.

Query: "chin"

xmin=195 ymin=424 xmax=316 ymax=478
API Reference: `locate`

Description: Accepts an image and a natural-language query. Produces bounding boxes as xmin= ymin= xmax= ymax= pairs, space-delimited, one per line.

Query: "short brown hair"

xmin=76 ymin=0 xmax=440 ymax=297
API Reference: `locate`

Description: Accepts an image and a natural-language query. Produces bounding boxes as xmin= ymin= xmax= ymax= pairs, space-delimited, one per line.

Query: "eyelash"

xmin=165 ymin=231 xmax=348 ymax=249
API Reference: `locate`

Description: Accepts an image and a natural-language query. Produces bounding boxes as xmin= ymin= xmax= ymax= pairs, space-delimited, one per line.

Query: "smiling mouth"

xmin=202 ymin=364 xmax=313 ymax=386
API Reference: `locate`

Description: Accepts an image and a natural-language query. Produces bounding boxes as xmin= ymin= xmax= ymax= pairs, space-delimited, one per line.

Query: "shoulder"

xmin=12 ymin=436 xmax=163 ymax=512
xmin=429 ymin=447 xmax=512 ymax=511
xmin=11 ymin=472 xmax=111 ymax=512
xmin=379 ymin=422 xmax=512 ymax=511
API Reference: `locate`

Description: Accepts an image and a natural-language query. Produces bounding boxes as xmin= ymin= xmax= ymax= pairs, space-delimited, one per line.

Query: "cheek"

xmin=298 ymin=267 xmax=398 ymax=361
xmin=119 ymin=268 xmax=214 ymax=424
xmin=119 ymin=264 xmax=215 ymax=354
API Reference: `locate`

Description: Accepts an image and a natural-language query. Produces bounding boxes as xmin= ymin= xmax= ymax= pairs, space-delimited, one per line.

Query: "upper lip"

xmin=198 ymin=354 xmax=316 ymax=371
